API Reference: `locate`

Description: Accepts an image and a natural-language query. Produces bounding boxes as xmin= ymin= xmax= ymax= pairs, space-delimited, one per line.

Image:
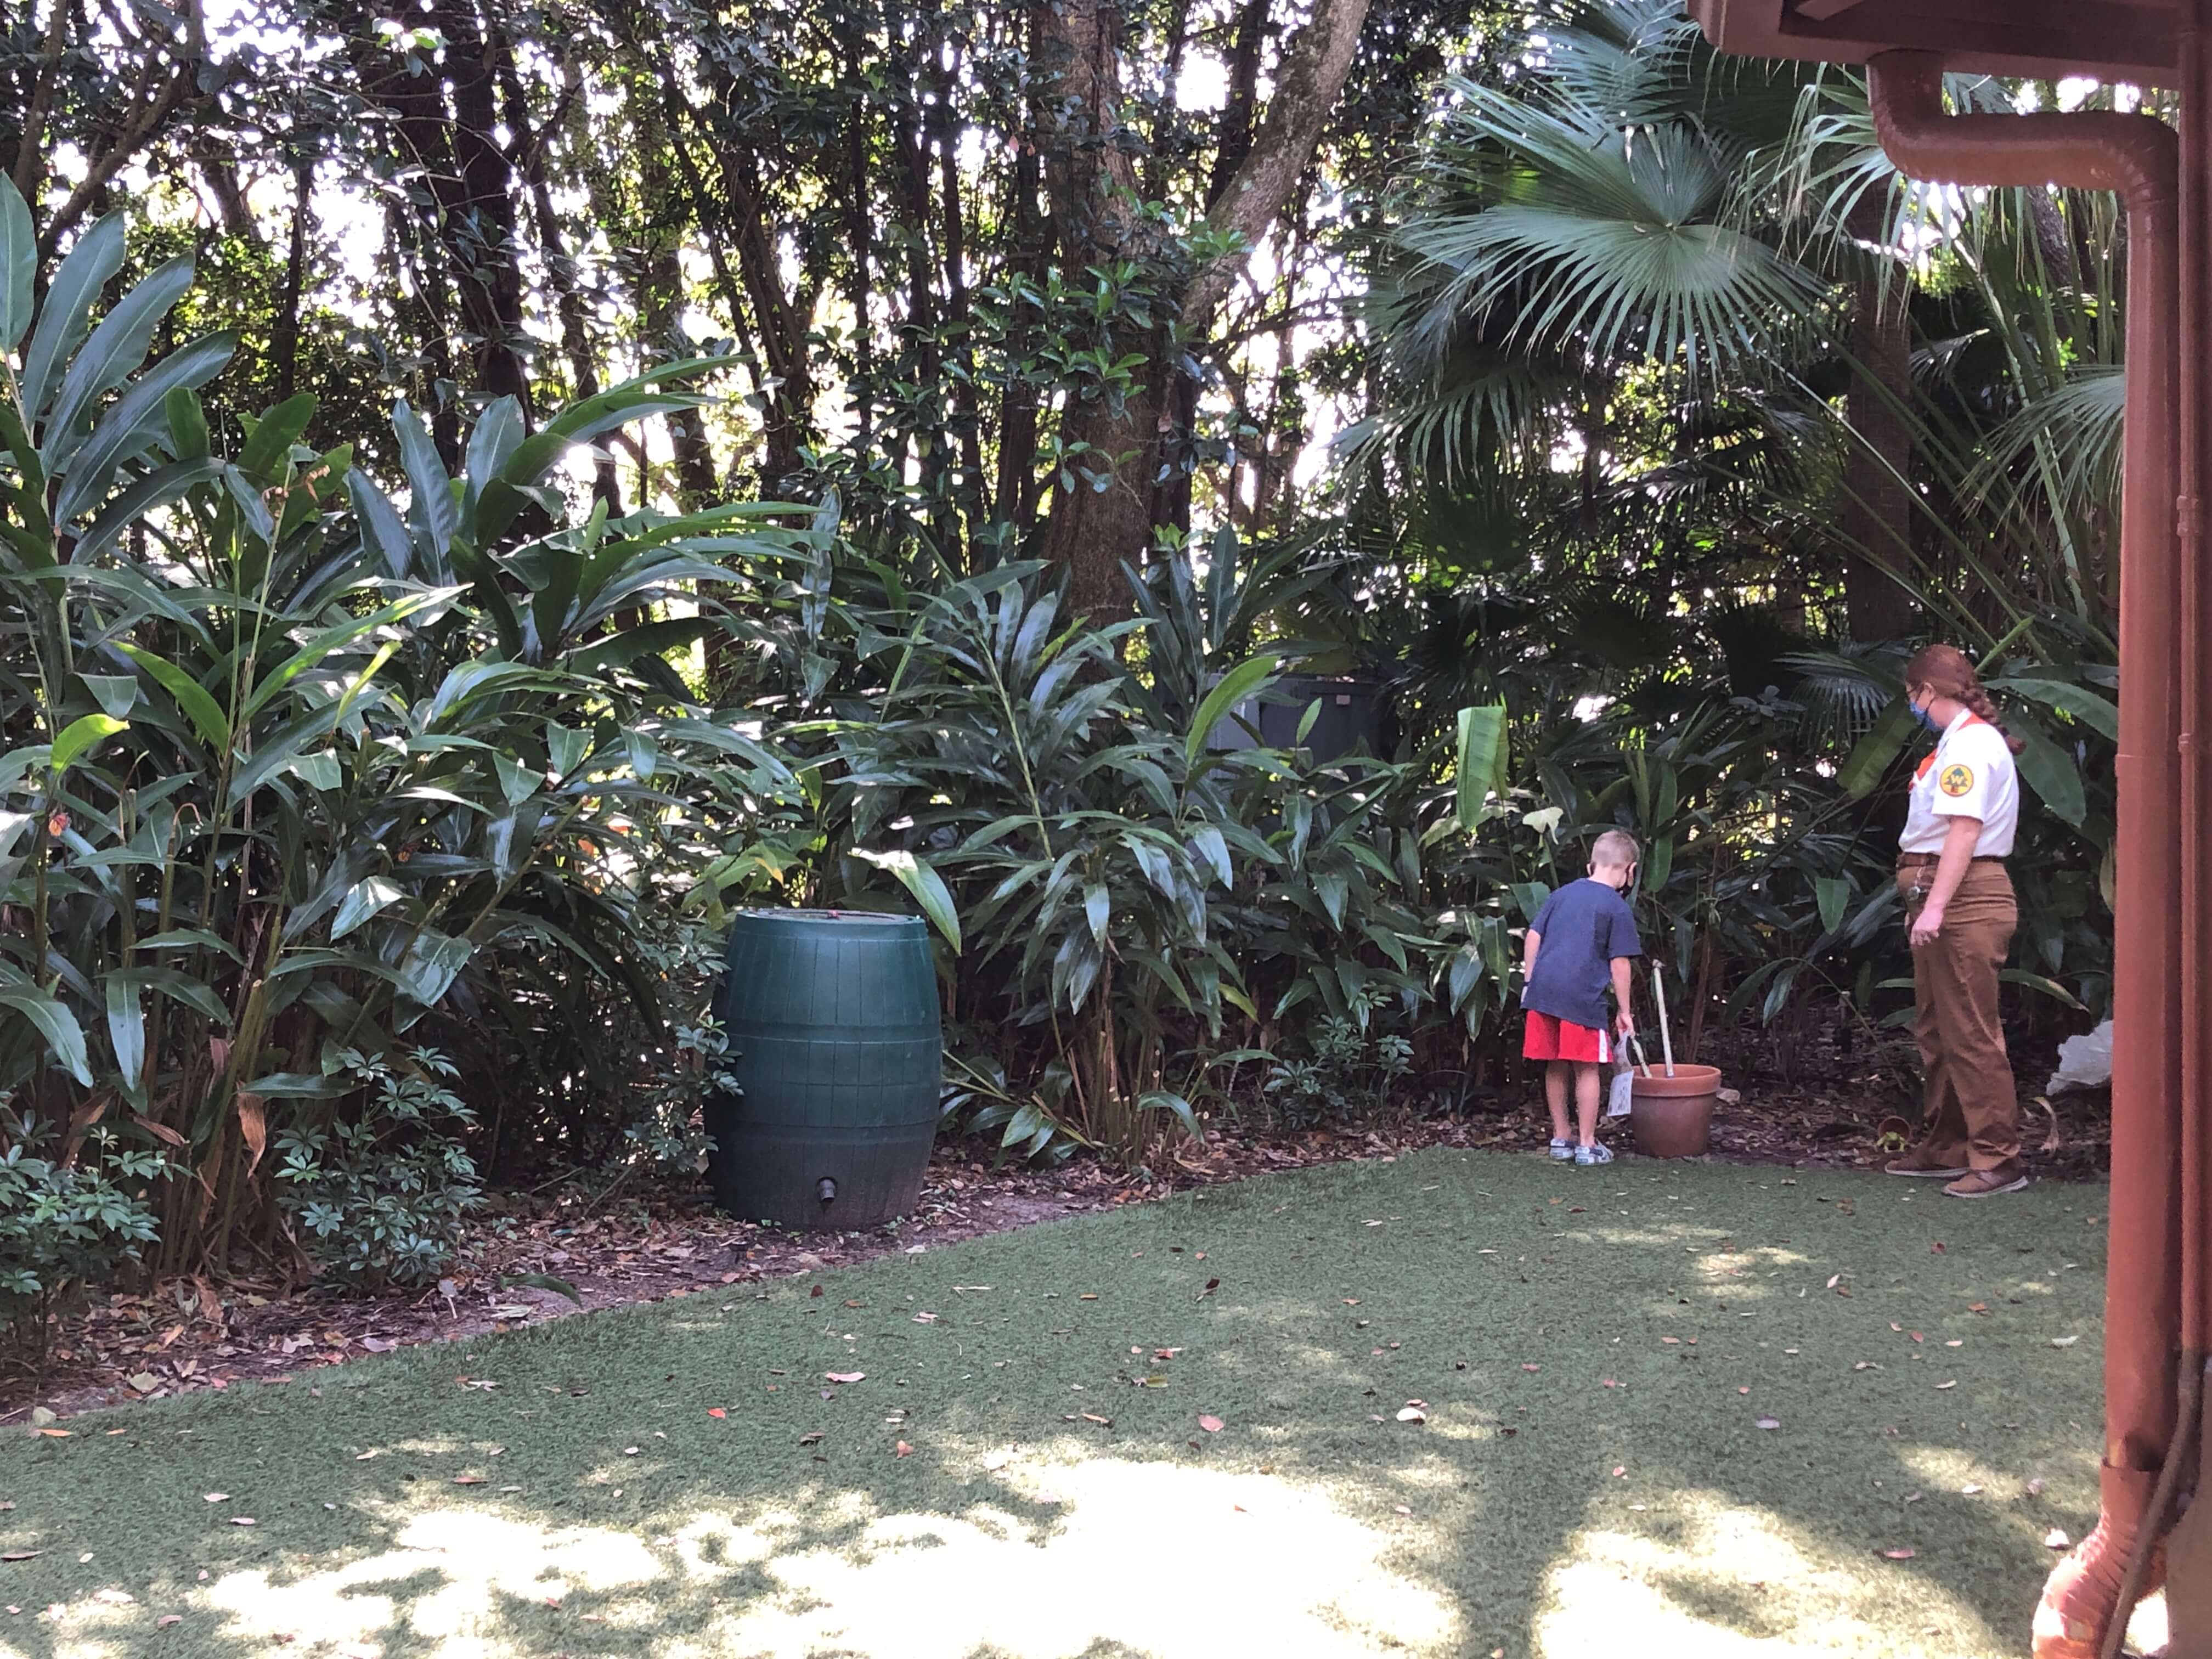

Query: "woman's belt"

xmin=1895 ymin=852 xmax=2006 ymax=867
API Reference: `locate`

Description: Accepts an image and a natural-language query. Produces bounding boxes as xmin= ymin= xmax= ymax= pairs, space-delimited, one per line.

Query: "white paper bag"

xmin=1606 ymin=1064 xmax=1635 ymax=1119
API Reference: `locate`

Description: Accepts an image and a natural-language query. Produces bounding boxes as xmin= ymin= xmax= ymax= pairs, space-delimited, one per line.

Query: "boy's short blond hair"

xmin=1590 ymin=829 xmax=1640 ymax=870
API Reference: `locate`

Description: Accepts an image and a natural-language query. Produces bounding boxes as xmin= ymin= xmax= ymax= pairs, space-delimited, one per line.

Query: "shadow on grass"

xmin=0 ymin=1150 xmax=2108 ymax=1657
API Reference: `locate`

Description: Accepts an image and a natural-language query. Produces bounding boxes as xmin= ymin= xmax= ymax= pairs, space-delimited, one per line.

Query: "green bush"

xmin=272 ymin=1048 xmax=482 ymax=1286
xmin=0 ymin=1111 xmax=165 ymax=1371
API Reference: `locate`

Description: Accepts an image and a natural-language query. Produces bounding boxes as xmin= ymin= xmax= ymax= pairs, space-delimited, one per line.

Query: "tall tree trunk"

xmin=429 ymin=0 xmax=532 ymax=411
xmin=493 ymin=38 xmax=623 ymax=509
xmin=1036 ymin=0 xmax=1372 ymax=617
xmin=992 ymin=12 xmax=1051 ymax=543
xmin=271 ymin=159 xmax=310 ymax=403
xmin=1842 ymin=194 xmax=1918 ymax=641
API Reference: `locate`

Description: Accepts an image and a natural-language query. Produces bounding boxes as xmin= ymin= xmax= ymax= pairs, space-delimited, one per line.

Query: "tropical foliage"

xmin=0 ymin=0 xmax=2138 ymax=1355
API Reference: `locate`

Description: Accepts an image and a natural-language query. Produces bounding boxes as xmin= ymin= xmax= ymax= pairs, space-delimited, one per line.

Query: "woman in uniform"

xmin=1883 ymin=644 xmax=2030 ymax=1197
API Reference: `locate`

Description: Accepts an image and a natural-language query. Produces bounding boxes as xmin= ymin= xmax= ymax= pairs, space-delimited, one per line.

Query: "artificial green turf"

xmin=0 ymin=1149 xmax=2109 ymax=1658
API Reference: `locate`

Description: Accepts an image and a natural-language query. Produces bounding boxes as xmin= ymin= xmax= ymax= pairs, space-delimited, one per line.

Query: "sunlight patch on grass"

xmin=153 ymin=1451 xmax=1464 ymax=1658
xmin=1534 ymin=1490 xmax=1999 ymax=1658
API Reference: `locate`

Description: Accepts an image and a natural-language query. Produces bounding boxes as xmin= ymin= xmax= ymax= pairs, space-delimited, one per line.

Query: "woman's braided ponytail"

xmin=1905 ymin=644 xmax=2026 ymax=755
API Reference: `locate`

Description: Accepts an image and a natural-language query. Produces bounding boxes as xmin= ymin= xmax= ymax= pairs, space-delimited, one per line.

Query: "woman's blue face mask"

xmin=1909 ymin=691 xmax=1941 ymax=734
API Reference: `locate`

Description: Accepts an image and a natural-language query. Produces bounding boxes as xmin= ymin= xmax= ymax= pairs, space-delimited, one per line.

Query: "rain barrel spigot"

xmin=816 ymin=1176 xmax=838 ymax=1204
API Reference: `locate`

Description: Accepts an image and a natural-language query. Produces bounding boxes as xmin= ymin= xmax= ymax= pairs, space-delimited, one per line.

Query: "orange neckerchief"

xmin=1914 ymin=710 xmax=1988 ymax=781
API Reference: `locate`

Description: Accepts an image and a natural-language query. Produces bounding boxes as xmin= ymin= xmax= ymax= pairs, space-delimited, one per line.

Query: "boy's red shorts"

xmin=1522 ymin=1010 xmax=1610 ymax=1064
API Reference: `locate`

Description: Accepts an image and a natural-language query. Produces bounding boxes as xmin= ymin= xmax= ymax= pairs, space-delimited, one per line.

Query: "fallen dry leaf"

xmin=895 ymin=1440 xmax=914 ymax=1457
xmin=1396 ymin=1405 xmax=1426 ymax=1423
xmin=1392 ymin=1504 xmax=1412 ymax=1515
xmin=707 ymin=1408 xmax=726 ymax=1419
xmin=2051 ymin=1336 xmax=2079 ymax=1348
xmin=0 ymin=1552 xmax=40 ymax=1562
xmin=203 ymin=1493 xmax=228 ymax=1503
xmin=1080 ymin=1413 xmax=1112 ymax=1427
xmin=452 ymin=1475 xmax=485 ymax=1486
xmin=2045 ymin=1528 xmax=2070 ymax=1550
xmin=798 ymin=1431 xmax=823 ymax=1446
xmin=1756 ymin=1417 xmax=1781 ymax=1430
xmin=157 ymin=1613 xmax=183 ymax=1627
xmin=228 ymin=1517 xmax=256 ymax=1527
xmin=1882 ymin=1547 xmax=1916 ymax=1560
xmin=1198 ymin=1415 xmax=1224 ymax=1432
xmin=1935 ymin=1381 xmax=1958 ymax=1391
xmin=825 ymin=1372 xmax=866 ymax=1384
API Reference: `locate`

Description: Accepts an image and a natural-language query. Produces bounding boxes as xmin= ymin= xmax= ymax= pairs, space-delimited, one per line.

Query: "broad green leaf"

xmin=69 ymin=456 xmax=223 ymax=565
xmin=43 ymin=256 xmax=199 ymax=472
xmin=1989 ymin=676 xmax=2120 ymax=742
xmin=1314 ymin=868 xmax=1349 ymax=928
xmin=0 ymin=178 xmax=33 ymax=351
xmin=1839 ymin=701 xmax=1918 ymax=798
xmin=115 ymin=642 xmax=230 ymax=750
xmin=50 ymin=712 xmax=125 ymax=774
xmin=166 ymin=384 xmax=210 ymax=460
xmin=240 ymin=588 xmax=454 ymax=720
xmin=1999 ymin=968 xmax=2088 ymax=1010
xmin=397 ymin=929 xmax=474 ymax=1005
xmin=235 ymin=392 xmax=317 ymax=483
xmin=547 ymin=723 xmax=588 ymax=778
xmin=1643 ymin=833 xmax=1673 ymax=893
xmin=565 ymin=617 xmax=715 ymax=679
xmin=853 ymin=848 xmax=962 ymax=953
xmin=1189 ymin=825 xmax=1232 ymax=887
xmin=493 ymin=754 xmax=538 ymax=806
xmin=286 ymin=751 xmax=342 ymax=792
xmin=1455 ymin=703 xmax=1508 ymax=832
xmin=1085 ymin=882 xmax=1110 ymax=945
xmin=105 ymin=975 xmax=145 ymax=1099
xmin=78 ymin=673 xmax=138 ymax=719
xmin=1203 ymin=523 xmax=1238 ymax=651
xmin=462 ymin=396 xmax=525 ymax=510
xmin=20 ymin=211 xmax=126 ymax=422
xmin=331 ymin=876 xmax=405 ymax=940
xmin=1135 ymin=1090 xmax=1200 ymax=1136
xmin=53 ymin=331 xmax=239 ymax=524
xmin=0 ymin=987 xmax=91 ymax=1085
xmin=1509 ymin=880 xmax=1552 ymax=922
xmin=1188 ymin=653 xmax=1279 ymax=769
xmin=348 ymin=466 xmax=414 ymax=578
xmin=2013 ymin=715 xmax=2087 ymax=827
xmin=109 ymin=964 xmax=233 ymax=1027
xmin=393 ymin=399 xmax=458 ymax=572
xmin=1814 ymin=874 xmax=1850 ymax=935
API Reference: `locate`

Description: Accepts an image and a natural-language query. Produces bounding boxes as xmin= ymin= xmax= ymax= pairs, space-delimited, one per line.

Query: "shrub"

xmin=272 ymin=1048 xmax=483 ymax=1286
xmin=0 ymin=1111 xmax=165 ymax=1373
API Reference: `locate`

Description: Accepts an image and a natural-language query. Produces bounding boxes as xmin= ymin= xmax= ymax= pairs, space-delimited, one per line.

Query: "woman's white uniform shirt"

xmin=1899 ymin=710 xmax=2019 ymax=857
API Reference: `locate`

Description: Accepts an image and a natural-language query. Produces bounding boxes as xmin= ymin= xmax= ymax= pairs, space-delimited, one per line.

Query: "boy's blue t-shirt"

xmin=1522 ymin=878 xmax=1643 ymax=1031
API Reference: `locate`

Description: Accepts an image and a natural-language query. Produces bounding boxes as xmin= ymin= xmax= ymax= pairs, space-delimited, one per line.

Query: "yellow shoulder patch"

xmin=1938 ymin=763 xmax=1975 ymax=798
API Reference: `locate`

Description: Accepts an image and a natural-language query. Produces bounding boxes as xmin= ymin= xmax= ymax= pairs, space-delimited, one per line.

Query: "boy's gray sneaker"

xmin=1575 ymin=1142 xmax=1614 ymax=1166
xmin=1549 ymin=1139 xmax=1575 ymax=1161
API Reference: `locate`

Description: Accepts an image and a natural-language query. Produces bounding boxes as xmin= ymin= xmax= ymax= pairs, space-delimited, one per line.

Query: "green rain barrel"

xmin=706 ymin=909 xmax=943 ymax=1228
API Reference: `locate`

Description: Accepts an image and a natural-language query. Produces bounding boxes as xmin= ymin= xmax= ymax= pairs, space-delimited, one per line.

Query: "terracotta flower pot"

xmin=1629 ymin=1064 xmax=1722 ymax=1158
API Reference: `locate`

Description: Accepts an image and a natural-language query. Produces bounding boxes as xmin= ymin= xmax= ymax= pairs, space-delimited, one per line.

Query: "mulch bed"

xmin=2 ymin=1017 xmax=2112 ymax=1426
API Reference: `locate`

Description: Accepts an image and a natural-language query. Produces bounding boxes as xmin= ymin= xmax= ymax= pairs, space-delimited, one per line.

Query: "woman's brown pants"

xmin=1898 ymin=861 xmax=2021 ymax=1170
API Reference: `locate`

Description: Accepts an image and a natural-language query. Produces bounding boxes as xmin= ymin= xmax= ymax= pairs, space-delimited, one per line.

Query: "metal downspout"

xmin=1864 ymin=50 xmax=2186 ymax=1659
xmin=2160 ymin=1 xmax=2212 ymax=1650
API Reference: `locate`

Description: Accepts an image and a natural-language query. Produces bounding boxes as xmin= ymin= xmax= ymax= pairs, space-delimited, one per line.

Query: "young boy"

xmin=1520 ymin=830 xmax=1643 ymax=1166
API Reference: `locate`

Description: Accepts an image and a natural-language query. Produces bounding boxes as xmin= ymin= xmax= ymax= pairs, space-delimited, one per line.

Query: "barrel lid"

xmin=732 ymin=907 xmax=926 ymax=933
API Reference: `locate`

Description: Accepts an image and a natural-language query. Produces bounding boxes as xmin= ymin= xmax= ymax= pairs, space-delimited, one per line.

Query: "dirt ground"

xmin=2 ymin=1015 xmax=2111 ymax=1426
